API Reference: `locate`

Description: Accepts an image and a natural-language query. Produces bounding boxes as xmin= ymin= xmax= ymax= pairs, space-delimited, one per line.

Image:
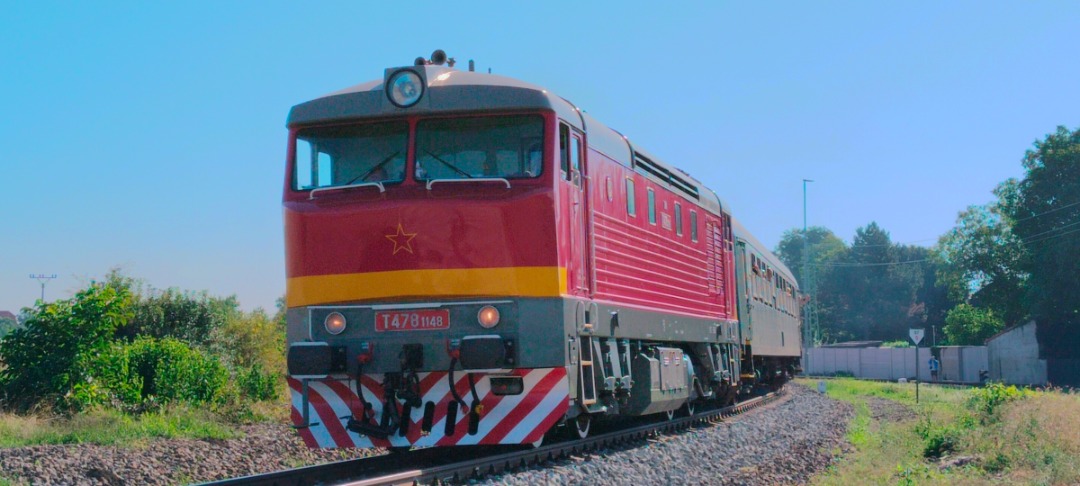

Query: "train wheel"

xmin=571 ymin=414 xmax=591 ymax=439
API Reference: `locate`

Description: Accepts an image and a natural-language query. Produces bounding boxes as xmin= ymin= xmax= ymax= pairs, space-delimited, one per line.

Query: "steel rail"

xmin=201 ymin=387 xmax=785 ymax=486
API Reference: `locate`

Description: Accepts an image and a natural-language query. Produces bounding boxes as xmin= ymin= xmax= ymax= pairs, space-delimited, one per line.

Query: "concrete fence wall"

xmin=804 ymin=346 xmax=988 ymax=384
xmin=987 ymin=322 xmax=1048 ymax=386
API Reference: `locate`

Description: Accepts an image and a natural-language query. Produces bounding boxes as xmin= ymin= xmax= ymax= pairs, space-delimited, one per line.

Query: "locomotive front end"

xmin=282 ymin=57 xmax=573 ymax=449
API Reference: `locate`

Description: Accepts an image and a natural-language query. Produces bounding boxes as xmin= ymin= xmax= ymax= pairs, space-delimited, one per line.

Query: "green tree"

xmin=841 ymin=222 xmax=913 ymax=341
xmin=775 ymin=226 xmax=850 ymax=341
xmin=775 ymin=226 xmax=847 ymax=286
xmin=943 ymin=303 xmax=1004 ymax=345
xmin=934 ymin=193 xmax=1028 ymax=326
xmin=1002 ymin=125 xmax=1080 ymax=358
xmin=779 ymin=223 xmax=944 ymax=343
xmin=0 ymin=283 xmax=134 ymax=410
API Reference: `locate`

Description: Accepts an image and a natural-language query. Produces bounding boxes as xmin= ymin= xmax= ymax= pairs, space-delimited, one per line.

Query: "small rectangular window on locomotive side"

xmin=626 ymin=178 xmax=636 ymax=216
xmin=571 ymin=134 xmax=583 ymax=186
xmin=647 ymin=188 xmax=656 ymax=225
xmin=675 ymin=203 xmax=683 ymax=236
xmin=559 ymin=124 xmax=570 ymax=179
xmin=690 ymin=210 xmax=698 ymax=242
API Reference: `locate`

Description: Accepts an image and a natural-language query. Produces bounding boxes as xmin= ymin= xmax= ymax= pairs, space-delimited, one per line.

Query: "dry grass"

xmin=971 ymin=391 xmax=1080 ymax=484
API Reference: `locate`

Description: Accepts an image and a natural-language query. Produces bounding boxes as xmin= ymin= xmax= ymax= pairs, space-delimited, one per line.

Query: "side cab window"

xmin=559 ymin=123 xmax=570 ymax=179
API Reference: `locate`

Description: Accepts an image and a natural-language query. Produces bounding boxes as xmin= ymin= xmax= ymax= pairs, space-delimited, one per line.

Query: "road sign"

xmin=909 ymin=328 xmax=925 ymax=345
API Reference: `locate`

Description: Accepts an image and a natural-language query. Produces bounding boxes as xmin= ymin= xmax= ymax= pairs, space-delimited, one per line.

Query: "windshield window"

xmin=415 ymin=116 xmax=543 ymax=181
xmin=293 ymin=122 xmax=408 ymax=190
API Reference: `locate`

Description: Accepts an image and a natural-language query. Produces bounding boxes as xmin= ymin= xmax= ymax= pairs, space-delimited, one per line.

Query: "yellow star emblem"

xmin=385 ymin=223 xmax=417 ymax=255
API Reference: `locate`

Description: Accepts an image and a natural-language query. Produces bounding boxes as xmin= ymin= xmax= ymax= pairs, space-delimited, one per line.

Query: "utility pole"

xmin=802 ymin=179 xmax=816 ymax=372
xmin=30 ymin=274 xmax=57 ymax=302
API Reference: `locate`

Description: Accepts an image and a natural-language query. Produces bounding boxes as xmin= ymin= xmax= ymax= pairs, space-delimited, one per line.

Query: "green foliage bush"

xmin=0 ymin=271 xmax=283 ymax=415
xmin=211 ymin=307 xmax=285 ymax=401
xmin=0 ymin=283 xmax=133 ymax=411
xmin=129 ymin=337 xmax=229 ymax=404
xmin=118 ymin=288 xmax=237 ymax=348
xmin=237 ymin=363 xmax=279 ymax=402
xmin=917 ymin=420 xmax=961 ymax=458
xmin=77 ymin=337 xmax=230 ymax=411
xmin=967 ymin=382 xmax=1029 ymax=421
xmin=880 ymin=340 xmax=912 ymax=348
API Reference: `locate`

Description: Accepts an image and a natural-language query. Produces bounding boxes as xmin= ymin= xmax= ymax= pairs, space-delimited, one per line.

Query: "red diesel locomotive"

xmin=283 ymin=51 xmax=801 ymax=449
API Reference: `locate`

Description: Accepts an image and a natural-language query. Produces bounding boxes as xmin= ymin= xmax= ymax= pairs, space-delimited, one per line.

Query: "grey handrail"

xmin=308 ymin=181 xmax=386 ymax=199
xmin=425 ymin=178 xmax=511 ymax=190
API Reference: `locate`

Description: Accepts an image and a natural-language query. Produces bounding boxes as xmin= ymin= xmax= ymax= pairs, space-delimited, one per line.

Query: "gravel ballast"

xmin=0 ymin=384 xmax=851 ymax=485
xmin=0 ymin=425 xmax=378 ymax=485
xmin=481 ymin=383 xmax=853 ymax=485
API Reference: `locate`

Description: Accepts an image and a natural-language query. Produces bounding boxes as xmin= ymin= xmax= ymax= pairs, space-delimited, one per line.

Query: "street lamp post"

xmin=30 ymin=274 xmax=57 ymax=302
xmin=802 ymin=179 xmax=814 ymax=372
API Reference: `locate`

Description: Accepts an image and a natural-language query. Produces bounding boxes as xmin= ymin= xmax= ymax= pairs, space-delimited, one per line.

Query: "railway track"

xmin=202 ymin=387 xmax=785 ymax=486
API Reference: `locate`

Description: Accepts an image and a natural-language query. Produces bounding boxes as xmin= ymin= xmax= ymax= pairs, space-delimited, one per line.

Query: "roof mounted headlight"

xmin=387 ymin=69 xmax=423 ymax=108
xmin=324 ymin=312 xmax=347 ymax=335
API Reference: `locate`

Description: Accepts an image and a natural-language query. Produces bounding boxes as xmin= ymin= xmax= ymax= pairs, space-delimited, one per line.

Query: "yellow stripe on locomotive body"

xmin=286 ymin=266 xmax=568 ymax=308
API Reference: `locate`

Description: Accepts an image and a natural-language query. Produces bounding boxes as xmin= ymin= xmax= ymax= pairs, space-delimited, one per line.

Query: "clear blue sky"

xmin=2 ymin=1 xmax=1078 ymax=313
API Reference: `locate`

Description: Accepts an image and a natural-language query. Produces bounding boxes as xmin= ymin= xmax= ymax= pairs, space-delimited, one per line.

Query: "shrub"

xmin=915 ymin=415 xmax=963 ymax=458
xmin=0 ymin=283 xmax=133 ymax=411
xmin=128 ymin=337 xmax=229 ymax=404
xmin=212 ymin=308 xmax=285 ymax=402
xmin=212 ymin=309 xmax=285 ymax=372
xmin=967 ymin=382 xmax=1029 ymax=422
xmin=117 ymin=289 xmax=238 ymax=348
xmin=237 ymin=363 xmax=279 ymax=401
xmin=78 ymin=337 xmax=230 ymax=411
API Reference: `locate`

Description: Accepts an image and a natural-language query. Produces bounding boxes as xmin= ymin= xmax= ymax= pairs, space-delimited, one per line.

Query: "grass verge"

xmin=0 ymin=404 xmax=242 ymax=448
xmin=801 ymin=378 xmax=1080 ymax=485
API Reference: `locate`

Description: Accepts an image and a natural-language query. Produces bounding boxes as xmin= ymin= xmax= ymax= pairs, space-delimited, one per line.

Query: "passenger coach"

xmin=283 ymin=51 xmax=800 ymax=450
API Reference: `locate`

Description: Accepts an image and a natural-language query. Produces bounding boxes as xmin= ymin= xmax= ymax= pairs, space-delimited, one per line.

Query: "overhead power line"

xmin=1023 ymin=225 xmax=1080 ymax=246
xmin=1011 ymin=199 xmax=1080 ymax=224
xmin=812 ymin=258 xmax=931 ymax=268
xmin=1017 ymin=219 xmax=1080 ymax=243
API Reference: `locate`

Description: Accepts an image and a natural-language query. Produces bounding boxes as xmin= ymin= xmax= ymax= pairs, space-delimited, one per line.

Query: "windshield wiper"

xmin=421 ymin=150 xmax=474 ymax=178
xmin=346 ymin=151 xmax=401 ymax=185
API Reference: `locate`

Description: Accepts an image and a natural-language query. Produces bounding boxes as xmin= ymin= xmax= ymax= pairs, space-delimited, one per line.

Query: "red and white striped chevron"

xmin=288 ymin=367 xmax=569 ymax=448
